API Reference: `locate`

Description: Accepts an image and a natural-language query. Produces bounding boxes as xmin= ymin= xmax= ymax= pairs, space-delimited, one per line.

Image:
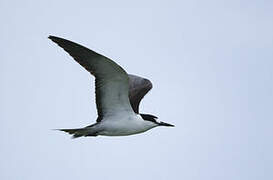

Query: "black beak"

xmin=158 ymin=121 xmax=175 ymax=127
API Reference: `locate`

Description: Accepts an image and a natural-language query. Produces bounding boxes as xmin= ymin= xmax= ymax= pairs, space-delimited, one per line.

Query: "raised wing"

xmin=49 ymin=36 xmax=134 ymax=122
xmin=128 ymin=74 xmax=153 ymax=113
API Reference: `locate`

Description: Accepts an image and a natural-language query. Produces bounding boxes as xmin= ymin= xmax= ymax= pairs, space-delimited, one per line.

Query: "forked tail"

xmin=58 ymin=127 xmax=98 ymax=138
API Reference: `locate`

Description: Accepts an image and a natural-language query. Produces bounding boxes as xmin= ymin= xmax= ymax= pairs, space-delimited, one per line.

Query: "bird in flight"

xmin=49 ymin=36 xmax=174 ymax=138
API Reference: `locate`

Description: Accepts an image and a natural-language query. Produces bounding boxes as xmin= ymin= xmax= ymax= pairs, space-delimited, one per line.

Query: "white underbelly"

xmin=99 ymin=128 xmax=147 ymax=136
xmin=97 ymin=117 xmax=156 ymax=136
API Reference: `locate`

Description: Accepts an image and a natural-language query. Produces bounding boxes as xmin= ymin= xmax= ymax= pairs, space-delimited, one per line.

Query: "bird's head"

xmin=140 ymin=114 xmax=174 ymax=127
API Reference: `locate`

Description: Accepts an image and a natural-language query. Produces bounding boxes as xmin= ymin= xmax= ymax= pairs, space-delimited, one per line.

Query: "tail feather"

xmin=58 ymin=128 xmax=98 ymax=138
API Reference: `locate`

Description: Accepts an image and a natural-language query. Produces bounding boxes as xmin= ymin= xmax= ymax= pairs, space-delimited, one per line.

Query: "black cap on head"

xmin=140 ymin=114 xmax=174 ymax=127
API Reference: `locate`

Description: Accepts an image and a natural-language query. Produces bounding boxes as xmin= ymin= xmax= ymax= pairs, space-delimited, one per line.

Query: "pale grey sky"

xmin=1 ymin=0 xmax=272 ymax=180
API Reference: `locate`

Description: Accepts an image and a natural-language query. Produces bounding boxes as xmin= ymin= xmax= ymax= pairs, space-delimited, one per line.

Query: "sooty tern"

xmin=49 ymin=36 xmax=174 ymax=138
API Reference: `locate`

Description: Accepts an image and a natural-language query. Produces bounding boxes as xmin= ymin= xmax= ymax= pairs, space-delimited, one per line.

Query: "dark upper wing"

xmin=128 ymin=74 xmax=153 ymax=113
xmin=49 ymin=36 xmax=134 ymax=122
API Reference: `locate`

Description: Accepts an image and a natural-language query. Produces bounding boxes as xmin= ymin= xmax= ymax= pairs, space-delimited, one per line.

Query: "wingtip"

xmin=48 ymin=35 xmax=58 ymax=41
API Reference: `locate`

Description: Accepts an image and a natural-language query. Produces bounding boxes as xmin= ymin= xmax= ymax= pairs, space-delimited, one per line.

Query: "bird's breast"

xmin=97 ymin=115 xmax=156 ymax=136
